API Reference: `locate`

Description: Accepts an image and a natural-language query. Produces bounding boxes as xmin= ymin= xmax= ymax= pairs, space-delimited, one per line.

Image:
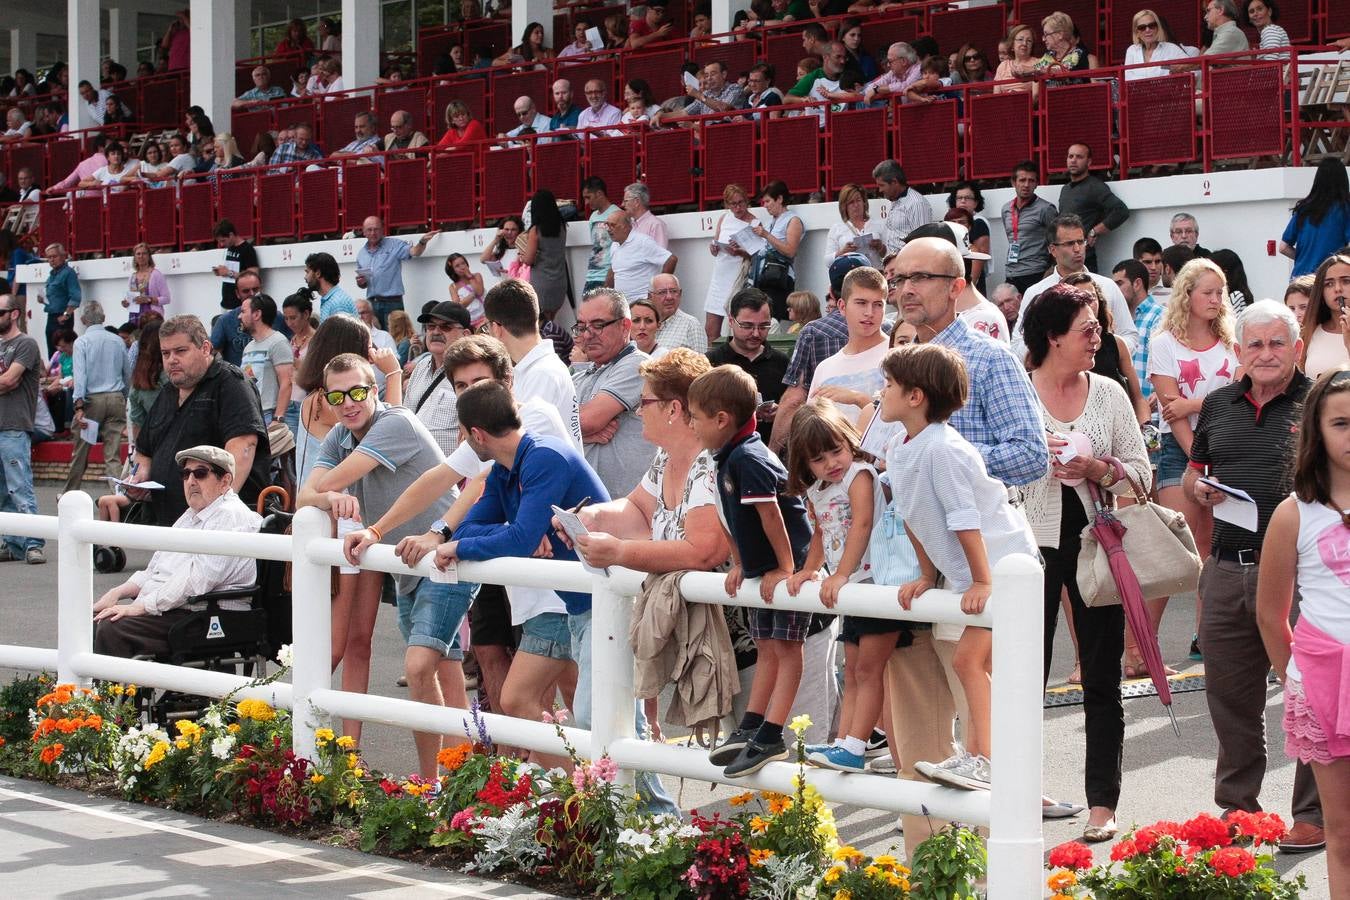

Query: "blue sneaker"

xmin=802 ymin=742 xmax=834 ymax=757
xmin=807 ymin=745 xmax=867 ymax=773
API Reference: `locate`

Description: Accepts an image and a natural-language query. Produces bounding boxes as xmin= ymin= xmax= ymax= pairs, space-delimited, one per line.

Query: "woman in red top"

xmin=436 ymin=100 xmax=486 ymax=147
xmin=275 ymin=19 xmax=315 ymax=59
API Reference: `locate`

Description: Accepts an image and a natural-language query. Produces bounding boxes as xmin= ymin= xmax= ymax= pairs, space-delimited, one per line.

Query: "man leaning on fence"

xmin=92 ymin=445 xmax=262 ymax=659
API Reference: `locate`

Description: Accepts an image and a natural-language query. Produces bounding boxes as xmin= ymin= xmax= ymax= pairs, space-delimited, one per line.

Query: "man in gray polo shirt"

xmin=239 ymin=293 xmax=294 ymax=425
xmin=571 ymin=288 xmax=654 ymax=497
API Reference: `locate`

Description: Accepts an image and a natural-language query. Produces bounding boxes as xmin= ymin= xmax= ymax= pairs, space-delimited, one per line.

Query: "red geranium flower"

xmin=1209 ymin=846 xmax=1257 ymax=877
xmin=1048 ymin=841 xmax=1095 ymax=870
xmin=1182 ymin=813 xmax=1232 ymax=850
xmin=1110 ymin=838 xmax=1139 ymax=861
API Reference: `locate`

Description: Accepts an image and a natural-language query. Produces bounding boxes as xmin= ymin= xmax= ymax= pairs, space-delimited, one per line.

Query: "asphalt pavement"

xmin=0 ymin=483 xmax=1332 ymax=897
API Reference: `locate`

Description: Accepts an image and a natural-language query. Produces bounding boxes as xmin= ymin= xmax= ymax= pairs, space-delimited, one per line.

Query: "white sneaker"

xmin=866 ymin=754 xmax=897 ymax=774
xmin=918 ymin=753 xmax=991 ymax=791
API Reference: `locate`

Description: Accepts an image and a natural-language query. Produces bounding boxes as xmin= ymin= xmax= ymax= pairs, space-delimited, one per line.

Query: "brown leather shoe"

xmin=1279 ymin=821 xmax=1326 ymax=853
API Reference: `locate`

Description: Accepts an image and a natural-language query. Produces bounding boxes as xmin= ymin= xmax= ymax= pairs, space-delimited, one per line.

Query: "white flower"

xmin=201 ymin=709 xmax=224 ymax=730
xmin=617 ymin=829 xmax=655 ymax=852
xmin=275 ymin=644 xmax=294 ymax=668
xmin=211 ymin=735 xmax=236 ymax=760
xmin=677 ymin=824 xmax=703 ymax=840
xmin=545 ymin=767 xmax=568 ymax=781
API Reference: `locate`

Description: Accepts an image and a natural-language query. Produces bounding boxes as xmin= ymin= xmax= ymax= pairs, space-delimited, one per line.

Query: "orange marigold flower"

xmin=767 ymin=795 xmax=793 ymax=815
xmin=39 ymin=743 xmax=64 ymax=765
xmin=1047 ymin=870 xmax=1077 ymax=891
xmin=749 ymin=848 xmax=774 ymax=867
xmin=728 ymin=791 xmax=755 ymax=807
xmin=437 ymin=742 xmax=473 ymax=772
xmin=750 ymin=816 xmax=769 ymax=833
xmin=84 ymin=714 xmax=103 ymax=730
xmin=56 ymin=718 xmax=79 ymax=734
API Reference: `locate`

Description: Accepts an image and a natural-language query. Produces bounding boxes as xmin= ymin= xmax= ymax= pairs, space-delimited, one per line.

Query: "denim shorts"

xmin=518 ymin=612 xmax=573 ymax=661
xmin=1155 ymin=432 xmax=1189 ymax=489
xmin=398 ymin=578 xmax=475 ymax=657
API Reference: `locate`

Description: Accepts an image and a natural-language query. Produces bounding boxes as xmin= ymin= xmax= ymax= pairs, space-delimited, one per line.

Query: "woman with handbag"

xmin=750 ymin=180 xmax=804 ymax=321
xmin=1022 ymin=283 xmax=1152 ymax=843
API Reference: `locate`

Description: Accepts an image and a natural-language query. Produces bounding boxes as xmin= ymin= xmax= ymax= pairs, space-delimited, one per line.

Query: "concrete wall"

xmin=16 ymin=166 xmax=1312 ymax=337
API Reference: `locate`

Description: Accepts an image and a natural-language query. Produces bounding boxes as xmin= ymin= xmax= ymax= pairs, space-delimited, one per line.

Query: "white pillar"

xmin=712 ymin=0 xmax=752 ymax=37
xmin=107 ymin=8 xmax=138 ymax=72
xmin=67 ymin=0 xmax=100 ymax=131
xmin=512 ymin=0 xmax=552 ymax=47
xmin=189 ymin=0 xmax=236 ymax=140
xmin=341 ymin=0 xmax=380 ymax=90
xmin=289 ymin=505 xmax=331 ymax=762
xmin=57 ymin=491 xmax=95 ymax=687
xmin=10 ymin=29 xmax=37 ymax=75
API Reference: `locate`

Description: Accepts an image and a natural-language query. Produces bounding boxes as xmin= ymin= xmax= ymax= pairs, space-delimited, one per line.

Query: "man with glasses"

xmin=1168 ymin=212 xmax=1207 ymax=254
xmin=571 ymin=288 xmax=654 ymax=496
xmin=384 ymin=110 xmax=430 ymax=152
xmin=92 ymin=445 xmax=263 ymax=659
xmin=1011 ymin=214 xmax=1139 ymax=359
xmin=651 ymin=274 xmax=705 ymax=353
xmin=498 ymin=96 xmax=550 ymax=145
xmin=862 ymin=42 xmax=922 ymax=106
xmin=0 ymin=292 xmax=45 ymax=564
xmin=131 ymin=315 xmax=269 ymax=527
xmin=405 ymin=301 xmax=472 ymax=456
xmin=577 ymin=79 xmax=622 ymax=135
xmin=1202 ymin=0 xmax=1248 ymax=55
xmin=1056 ymin=143 xmax=1130 ymax=275
xmin=606 ymin=211 xmax=676 ymax=302
xmin=708 ymin=288 xmax=788 ymax=444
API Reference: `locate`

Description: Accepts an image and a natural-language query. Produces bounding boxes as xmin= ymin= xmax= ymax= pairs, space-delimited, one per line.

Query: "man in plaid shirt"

xmin=269 ymin=123 xmax=324 ymax=166
xmin=1112 ymin=258 xmax=1164 ymax=412
xmin=404 ymin=302 xmax=472 ymax=455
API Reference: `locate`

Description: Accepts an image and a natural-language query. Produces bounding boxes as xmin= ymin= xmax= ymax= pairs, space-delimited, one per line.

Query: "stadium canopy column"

xmin=66 ymin=0 xmax=100 ymax=130
xmin=342 ymin=0 xmax=380 ymax=90
xmin=189 ymin=0 xmax=236 ymax=137
xmin=511 ymin=0 xmax=552 ymax=52
xmin=107 ymin=8 xmax=138 ymax=78
xmin=10 ymin=29 xmax=37 ymax=77
xmin=712 ymin=0 xmax=753 ymax=36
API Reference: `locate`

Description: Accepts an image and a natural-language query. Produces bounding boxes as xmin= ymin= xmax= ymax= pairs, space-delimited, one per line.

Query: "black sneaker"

xmin=1189 ymin=634 xmax=1202 ymax=661
xmin=865 ymin=728 xmax=889 ymax=757
xmin=724 ymin=738 xmax=788 ymax=777
xmin=708 ymin=727 xmax=755 ymax=766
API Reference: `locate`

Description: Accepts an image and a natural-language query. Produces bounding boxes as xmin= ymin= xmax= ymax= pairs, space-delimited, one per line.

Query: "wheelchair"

xmin=93 ymin=495 xmax=154 ymax=574
xmin=137 ymin=486 xmax=294 ymax=725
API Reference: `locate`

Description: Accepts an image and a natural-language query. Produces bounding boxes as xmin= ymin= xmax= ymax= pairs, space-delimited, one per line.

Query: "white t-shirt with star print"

xmin=1147 ymin=331 xmax=1239 ymax=434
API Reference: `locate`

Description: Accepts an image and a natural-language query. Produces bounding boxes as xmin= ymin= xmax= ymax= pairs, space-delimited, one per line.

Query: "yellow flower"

xmin=1050 ymin=895 xmax=1073 ymax=900
xmin=174 ymin=738 xmax=190 ymax=750
xmin=227 ymin=723 xmax=241 ymax=734
xmin=236 ymin=699 xmax=276 ymax=722
xmin=767 ymin=795 xmax=793 ymax=815
xmin=336 ymin=735 xmax=356 ymax=750
xmin=833 ymin=845 xmax=864 ymax=864
xmin=353 ymin=768 xmax=364 ymax=778
xmin=145 ymin=740 xmax=169 ymax=769
xmin=749 ymin=816 xmax=769 ymax=833
xmin=347 ymin=753 xmax=359 ymax=768
xmin=1048 ymin=870 xmax=1078 ymax=891
xmin=788 ymin=714 xmax=813 ymax=736
xmin=873 ymin=854 xmax=899 ymax=870
xmin=749 ymin=848 xmax=774 ymax=867
xmin=310 ymin=773 xmax=325 ymax=784
xmin=832 ymin=890 xmax=852 ymax=900
xmin=315 ymin=727 xmax=335 ymax=745
xmin=109 ymin=684 xmax=124 ymax=696
xmin=863 ymin=864 xmax=880 ymax=878
xmin=728 ymin=791 xmax=755 ymax=807
xmin=822 ymin=865 xmax=844 ymax=884
xmin=125 ymin=684 xmax=137 ymax=697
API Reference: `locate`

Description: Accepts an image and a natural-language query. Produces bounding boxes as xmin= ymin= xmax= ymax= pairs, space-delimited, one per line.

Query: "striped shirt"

xmin=1131 ymin=294 xmax=1166 ymax=405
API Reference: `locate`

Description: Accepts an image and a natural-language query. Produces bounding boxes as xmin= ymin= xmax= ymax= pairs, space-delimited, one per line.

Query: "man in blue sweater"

xmin=434 ymin=380 xmax=608 ymax=727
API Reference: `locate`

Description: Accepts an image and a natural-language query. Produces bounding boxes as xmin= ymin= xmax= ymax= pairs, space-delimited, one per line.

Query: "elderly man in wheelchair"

xmin=93 ymin=445 xmax=264 ymax=659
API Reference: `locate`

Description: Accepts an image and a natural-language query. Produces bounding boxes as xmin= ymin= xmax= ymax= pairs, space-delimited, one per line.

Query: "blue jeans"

xmin=370 ymin=297 xmax=403 ymax=331
xmin=282 ymin=400 xmax=301 ymax=438
xmin=396 ymin=578 xmax=476 ymax=658
xmin=0 ymin=431 xmax=43 ymax=554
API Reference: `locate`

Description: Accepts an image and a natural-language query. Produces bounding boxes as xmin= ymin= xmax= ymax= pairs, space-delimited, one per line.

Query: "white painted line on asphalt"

xmin=0 ymin=785 xmax=515 ymax=898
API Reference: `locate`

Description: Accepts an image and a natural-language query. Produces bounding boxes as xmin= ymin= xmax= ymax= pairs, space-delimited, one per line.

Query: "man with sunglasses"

xmin=132 ymin=315 xmax=269 ymax=527
xmin=92 ymin=445 xmax=262 ymax=658
xmin=405 ymin=301 xmax=472 ymax=456
xmin=0 ymin=293 xmax=45 ymax=564
xmin=709 ymin=288 xmax=790 ymax=445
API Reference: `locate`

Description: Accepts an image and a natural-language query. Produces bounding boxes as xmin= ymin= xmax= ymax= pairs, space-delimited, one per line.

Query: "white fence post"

xmin=588 ymin=576 xmax=636 ymax=786
xmin=56 ymin=491 xmax=95 ymax=686
xmin=289 ymin=505 xmax=331 ymax=761
xmin=986 ymin=553 xmax=1045 ymax=899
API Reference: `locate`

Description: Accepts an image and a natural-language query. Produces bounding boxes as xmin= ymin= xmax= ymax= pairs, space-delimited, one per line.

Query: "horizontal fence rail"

xmin=0 ymin=492 xmax=1043 ymax=896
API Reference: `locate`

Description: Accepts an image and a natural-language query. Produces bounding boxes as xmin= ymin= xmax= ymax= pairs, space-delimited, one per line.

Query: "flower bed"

xmin=0 ymin=660 xmax=996 ymax=898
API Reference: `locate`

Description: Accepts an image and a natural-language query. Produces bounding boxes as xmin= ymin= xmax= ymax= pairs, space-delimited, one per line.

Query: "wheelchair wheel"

xmin=112 ymin=547 xmax=127 ymax=572
xmin=93 ymin=545 xmax=117 ymax=573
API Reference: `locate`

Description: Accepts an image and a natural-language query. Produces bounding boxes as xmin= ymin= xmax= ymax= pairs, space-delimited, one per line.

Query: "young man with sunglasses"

xmin=92 ymin=445 xmax=262 ymax=657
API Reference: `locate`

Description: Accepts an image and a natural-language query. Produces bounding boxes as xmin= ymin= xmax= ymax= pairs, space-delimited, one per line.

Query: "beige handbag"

xmin=1076 ymin=460 xmax=1202 ymax=607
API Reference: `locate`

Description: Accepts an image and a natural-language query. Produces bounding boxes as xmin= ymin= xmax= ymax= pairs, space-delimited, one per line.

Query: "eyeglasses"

xmin=571 ymin=317 xmax=621 ymax=336
xmin=1053 ymin=238 xmax=1088 ymax=248
xmin=1136 ymin=21 xmax=1159 ymax=30
xmin=324 ymin=384 xmax=375 ymax=405
xmin=733 ymin=320 xmax=772 ymax=332
xmin=1073 ymin=321 xmax=1103 ymax=338
xmin=887 ymin=272 xmax=958 ymax=290
xmin=651 ymin=287 xmax=682 ymax=297
xmin=1042 ymin=30 xmax=1061 ymax=38
xmin=424 ymin=321 xmax=464 ymax=333
xmin=180 ymin=466 xmax=217 ymax=481
xmin=638 ymin=396 xmax=665 ymax=407
xmin=964 ymin=54 xmax=982 ymax=61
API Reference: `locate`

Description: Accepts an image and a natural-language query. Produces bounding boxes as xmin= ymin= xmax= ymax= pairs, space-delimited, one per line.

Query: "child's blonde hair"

xmin=787 ymin=290 xmax=821 ymax=325
xmin=1163 ymin=258 xmax=1235 ymax=348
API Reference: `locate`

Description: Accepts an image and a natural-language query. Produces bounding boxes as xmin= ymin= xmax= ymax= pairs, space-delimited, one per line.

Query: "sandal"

xmin=1083 ymin=819 xmax=1118 ymax=843
xmin=1068 ymin=664 xmax=1082 ymax=685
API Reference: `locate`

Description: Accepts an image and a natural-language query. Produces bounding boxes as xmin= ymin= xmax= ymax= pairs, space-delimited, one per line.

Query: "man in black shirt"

xmin=212 ymin=219 xmax=260 ymax=311
xmin=706 ymin=288 xmax=788 ymax=445
xmin=131 ymin=315 xmax=269 ymax=526
xmin=1184 ymin=300 xmax=1323 ymax=853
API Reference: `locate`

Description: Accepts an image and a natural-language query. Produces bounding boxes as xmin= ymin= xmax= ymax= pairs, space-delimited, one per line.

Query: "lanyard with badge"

xmin=1007 ymin=200 xmax=1024 ymax=266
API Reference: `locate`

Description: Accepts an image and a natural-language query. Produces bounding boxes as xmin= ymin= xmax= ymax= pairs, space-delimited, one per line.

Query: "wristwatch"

xmin=1097 ymin=463 xmax=1118 ymax=489
xmin=430 ymin=519 xmax=453 ymax=542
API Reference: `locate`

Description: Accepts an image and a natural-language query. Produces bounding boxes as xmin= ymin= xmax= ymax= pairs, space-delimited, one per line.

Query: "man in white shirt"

xmin=355 ymin=297 xmax=399 ymax=354
xmin=92 ymin=445 xmax=262 ymax=658
xmin=1012 ymin=214 xmax=1139 ymax=359
xmin=2 ymin=108 xmax=31 ymax=141
xmin=605 ymin=210 xmax=676 ymax=301
xmin=651 ymin=274 xmax=707 ymax=353
xmin=873 ymin=159 xmax=934 ymax=254
xmin=498 ymin=95 xmax=552 ymax=143
xmin=576 ymin=79 xmax=622 ymax=135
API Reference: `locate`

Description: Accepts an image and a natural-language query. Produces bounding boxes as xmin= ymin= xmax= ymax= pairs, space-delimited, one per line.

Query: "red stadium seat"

xmin=1207 ymin=64 xmax=1285 ymax=163
xmin=695 ymin=39 xmax=759 ymax=82
xmin=105 ymin=191 xmax=140 ymax=253
xmin=763 ymin=31 xmax=807 ymax=93
xmin=1330 ymin=1 xmax=1350 ymax=39
xmin=827 ymin=107 xmax=887 ymax=193
xmin=137 ymin=76 xmax=182 ymax=128
xmin=701 ymin=120 xmax=757 ymax=210
xmin=230 ymin=108 xmax=273 ymax=166
xmin=587 ymin=133 xmax=639 ymax=201
xmin=179 ymin=180 xmax=216 ymax=246
xmin=862 ymin=15 xmax=920 ymax=59
xmin=433 ymin=79 xmax=487 ymax=132
xmin=623 ymin=48 xmax=686 ymax=110
xmin=217 ymin=175 xmax=256 ymax=240
xmin=319 ymin=94 xmax=372 ymax=153
xmin=491 ymin=69 xmax=550 ymax=136
xmin=643 ymin=129 xmax=695 ymax=206
xmin=69 ymin=194 xmax=105 ymax=256
xmin=342 ymin=161 xmax=383 ymax=231
xmin=257 ymin=172 xmax=297 ymax=240
xmin=38 ymin=197 xmax=70 ymax=253
xmin=968 ymin=91 xmax=1034 ymax=181
xmin=764 ymin=115 xmax=820 ymax=196
xmin=1122 ymin=72 xmax=1196 ymax=169
xmin=6 ymin=144 xmax=47 ymax=187
xmin=466 ymin=21 xmax=512 ymax=58
xmin=533 ymin=140 xmax=583 ymax=206
xmin=48 ymin=140 xmax=83 ymax=186
xmin=298 ymin=168 xmax=341 ymax=236
xmin=431 ymin=150 xmax=478 ymax=224
xmin=419 ymin=29 xmax=460 ymax=78
xmin=553 ymin=12 xmax=571 ymax=48
xmin=235 ymin=65 xmax=254 ymax=98
xmin=481 ymin=146 xmax=527 ymax=221
xmin=386 ymin=157 xmax=431 ymax=228
xmin=895 ymin=98 xmax=960 ymax=186
xmin=140 ymin=188 xmax=177 ymax=248
xmin=1043 ymin=82 xmax=1114 ymax=173
xmin=275 ymin=100 xmax=317 ymax=134
xmin=928 ymin=6 xmax=1007 ymax=68
xmin=376 ymin=84 xmax=429 ymax=134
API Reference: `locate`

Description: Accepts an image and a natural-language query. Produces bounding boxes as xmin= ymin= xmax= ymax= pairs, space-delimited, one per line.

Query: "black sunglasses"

xmin=180 ymin=466 xmax=218 ymax=481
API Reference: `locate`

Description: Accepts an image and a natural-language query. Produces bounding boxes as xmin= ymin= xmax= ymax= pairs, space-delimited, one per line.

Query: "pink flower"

xmin=541 ymin=708 xmax=570 ymax=725
xmin=591 ymin=756 xmax=618 ymax=783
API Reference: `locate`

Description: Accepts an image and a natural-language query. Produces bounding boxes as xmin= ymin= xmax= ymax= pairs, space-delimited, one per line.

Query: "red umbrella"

xmin=1086 ymin=482 xmax=1182 ymax=738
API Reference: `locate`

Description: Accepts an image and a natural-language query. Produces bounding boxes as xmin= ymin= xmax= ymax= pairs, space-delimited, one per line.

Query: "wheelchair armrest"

xmin=185 ymin=585 xmax=259 ymax=613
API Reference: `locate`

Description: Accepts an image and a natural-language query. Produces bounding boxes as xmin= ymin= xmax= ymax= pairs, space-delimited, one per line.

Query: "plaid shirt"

xmin=655 ymin=310 xmax=708 ymax=353
xmin=1131 ymin=295 xmax=1166 ymax=404
xmin=404 ymin=353 xmax=459 ymax=456
xmin=932 ymin=316 xmax=1046 ymax=486
xmin=782 ymin=309 xmax=849 ymax=390
xmin=269 ymin=141 xmax=324 ymax=166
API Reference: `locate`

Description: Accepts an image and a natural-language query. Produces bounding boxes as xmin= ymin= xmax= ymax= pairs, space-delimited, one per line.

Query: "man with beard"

xmin=404 ymin=301 xmax=472 ymax=455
